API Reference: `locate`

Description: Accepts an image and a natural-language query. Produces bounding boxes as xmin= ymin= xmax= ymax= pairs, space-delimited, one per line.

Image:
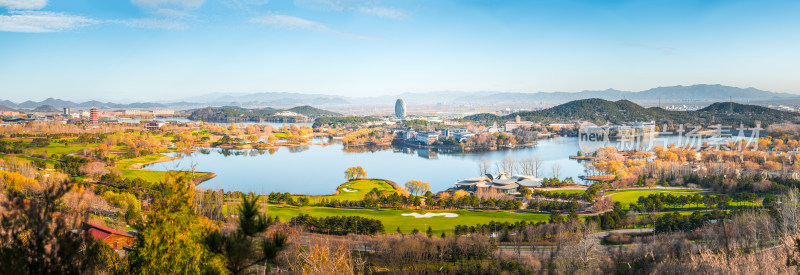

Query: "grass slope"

xmin=44 ymin=143 xmax=98 ymax=155
xmin=117 ymin=154 xmax=207 ymax=183
xmin=306 ymin=179 xmax=396 ymax=203
xmin=606 ymin=188 xmax=711 ymax=204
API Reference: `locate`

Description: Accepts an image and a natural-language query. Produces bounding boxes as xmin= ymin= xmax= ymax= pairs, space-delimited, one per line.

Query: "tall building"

xmin=395 ymin=98 xmax=406 ymax=119
xmin=90 ymin=107 xmax=98 ymax=127
xmin=63 ymin=107 xmax=70 ymax=116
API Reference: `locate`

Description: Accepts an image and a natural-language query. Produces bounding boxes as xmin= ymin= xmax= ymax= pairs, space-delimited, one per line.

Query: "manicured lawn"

xmin=306 ymin=179 xmax=396 ymax=203
xmin=0 ymin=153 xmax=59 ymax=167
xmin=122 ymin=169 xmax=209 ymax=183
xmin=44 ymin=143 xmax=98 ymax=155
xmin=606 ymin=188 xmax=711 ymax=204
xmin=117 ymin=154 xmax=166 ymax=169
xmin=117 ymin=154 xmax=207 ymax=183
xmin=122 ymin=169 xmax=170 ymax=183
xmin=262 ymin=205 xmax=550 ymax=234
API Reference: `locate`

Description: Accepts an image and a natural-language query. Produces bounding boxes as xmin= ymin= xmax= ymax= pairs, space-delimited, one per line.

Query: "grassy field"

xmin=263 ymin=205 xmax=550 ymax=234
xmin=305 ymin=179 xmax=396 ymax=203
xmin=606 ymin=188 xmax=711 ymax=204
xmin=0 ymin=138 xmax=97 ymax=155
xmin=116 ymin=154 xmax=166 ymax=169
xmin=117 ymin=154 xmax=208 ymax=183
xmin=43 ymin=143 xmax=98 ymax=155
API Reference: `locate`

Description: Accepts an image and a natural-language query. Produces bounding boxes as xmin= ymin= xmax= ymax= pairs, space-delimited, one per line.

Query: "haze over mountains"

xmin=464 ymin=98 xmax=800 ymax=126
xmin=2 ymin=84 xmax=797 ymax=111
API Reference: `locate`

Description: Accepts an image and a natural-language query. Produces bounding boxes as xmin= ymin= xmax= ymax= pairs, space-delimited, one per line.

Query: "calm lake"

xmin=143 ymin=137 xmax=587 ymax=195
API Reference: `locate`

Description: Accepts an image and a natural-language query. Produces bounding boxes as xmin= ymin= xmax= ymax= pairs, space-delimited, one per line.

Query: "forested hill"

xmin=188 ymin=106 xmax=341 ymax=123
xmin=286 ymin=105 xmax=341 ymax=117
xmin=462 ymin=98 xmax=800 ymax=126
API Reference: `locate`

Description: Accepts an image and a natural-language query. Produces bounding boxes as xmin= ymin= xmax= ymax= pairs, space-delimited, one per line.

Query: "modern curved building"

xmin=395 ymin=98 xmax=406 ymax=119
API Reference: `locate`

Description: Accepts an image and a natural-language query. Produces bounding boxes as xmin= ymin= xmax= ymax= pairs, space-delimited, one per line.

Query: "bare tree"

xmin=780 ymin=188 xmax=800 ymax=235
xmin=574 ymin=222 xmax=601 ymax=272
xmin=519 ymin=158 xmax=533 ymax=176
xmin=501 ymin=156 xmax=516 ymax=175
xmin=552 ymin=162 xmax=562 ymax=179
xmin=477 ymin=157 xmax=490 ymax=175
xmin=533 ymin=155 xmax=543 ymax=178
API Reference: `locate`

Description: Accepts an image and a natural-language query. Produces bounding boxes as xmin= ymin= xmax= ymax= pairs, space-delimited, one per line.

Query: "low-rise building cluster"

xmin=454 ymin=172 xmax=542 ymax=195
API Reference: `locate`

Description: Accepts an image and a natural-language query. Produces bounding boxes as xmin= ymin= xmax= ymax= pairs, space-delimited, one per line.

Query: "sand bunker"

xmin=342 ymin=188 xmax=357 ymax=192
xmin=401 ymin=213 xmax=459 ymax=218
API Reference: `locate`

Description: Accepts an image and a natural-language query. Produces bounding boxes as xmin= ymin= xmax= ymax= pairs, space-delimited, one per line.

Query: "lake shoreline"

xmin=151 ymin=137 xmax=588 ymax=194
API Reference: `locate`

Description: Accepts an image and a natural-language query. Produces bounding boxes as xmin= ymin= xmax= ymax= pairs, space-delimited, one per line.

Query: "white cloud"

xmin=0 ymin=0 xmax=48 ymax=10
xmin=356 ymin=5 xmax=405 ymax=19
xmin=293 ymin=0 xmax=407 ymax=19
xmin=0 ymin=11 xmax=97 ymax=32
xmin=251 ymin=14 xmax=374 ymax=39
xmin=131 ymin=0 xmax=205 ymax=10
xmin=251 ymin=14 xmax=329 ymax=32
xmin=128 ymin=0 xmax=203 ymax=29
xmin=114 ymin=18 xmax=187 ymax=30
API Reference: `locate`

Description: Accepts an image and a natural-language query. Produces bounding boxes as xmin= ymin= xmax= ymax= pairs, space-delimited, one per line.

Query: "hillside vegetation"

xmin=188 ymin=105 xmax=340 ymax=123
xmin=463 ymin=98 xmax=800 ymax=126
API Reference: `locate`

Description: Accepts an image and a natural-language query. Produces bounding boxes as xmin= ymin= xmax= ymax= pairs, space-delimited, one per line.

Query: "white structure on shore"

xmin=454 ymin=172 xmax=542 ymax=195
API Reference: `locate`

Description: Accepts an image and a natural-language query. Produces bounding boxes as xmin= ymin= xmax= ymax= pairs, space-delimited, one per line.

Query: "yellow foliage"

xmin=453 ymin=190 xmax=469 ymax=199
xmin=0 ymin=170 xmax=39 ymax=193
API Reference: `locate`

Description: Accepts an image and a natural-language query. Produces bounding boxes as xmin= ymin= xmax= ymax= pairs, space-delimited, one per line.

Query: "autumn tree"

xmin=127 ymin=172 xmax=226 ymax=273
xmin=405 ymin=180 xmax=431 ymax=196
xmin=0 ymin=180 xmax=116 ymax=274
xmin=344 ymin=166 xmax=367 ymax=181
xmin=519 ymin=186 xmax=532 ymax=198
xmin=79 ymin=161 xmax=107 ymax=179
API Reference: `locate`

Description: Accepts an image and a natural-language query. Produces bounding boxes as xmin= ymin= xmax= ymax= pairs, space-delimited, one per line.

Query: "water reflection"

xmin=287 ymin=146 xmax=310 ymax=153
xmin=144 ymin=137 xmax=588 ymax=194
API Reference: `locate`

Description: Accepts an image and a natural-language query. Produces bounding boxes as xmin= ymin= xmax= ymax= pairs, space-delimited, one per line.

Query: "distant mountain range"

xmin=0 ymin=98 xmax=167 ymax=111
xmin=449 ymin=84 xmax=797 ymax=104
xmin=1 ymin=84 xmax=798 ymax=111
xmin=178 ymin=92 xmax=350 ymax=106
xmin=464 ymin=98 xmax=800 ymax=126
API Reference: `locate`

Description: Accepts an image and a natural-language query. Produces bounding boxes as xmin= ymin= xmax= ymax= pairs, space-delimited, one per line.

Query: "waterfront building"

xmin=486 ymin=122 xmax=501 ymax=133
xmin=415 ymin=131 xmax=440 ymax=144
xmin=399 ymin=127 xmax=417 ymax=140
xmin=274 ymin=111 xmax=303 ymax=117
xmin=439 ymin=128 xmax=468 ymax=137
xmin=454 ymin=172 xmax=543 ymax=195
xmin=504 ymin=115 xmax=534 ymax=132
xmin=452 ymin=132 xmax=474 ymax=142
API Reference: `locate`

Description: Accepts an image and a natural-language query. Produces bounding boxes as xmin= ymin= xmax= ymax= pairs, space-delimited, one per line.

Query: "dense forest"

xmin=312 ymin=116 xmax=382 ymax=128
xmin=463 ymin=98 xmax=800 ymax=126
xmin=188 ymin=105 xmax=341 ymax=123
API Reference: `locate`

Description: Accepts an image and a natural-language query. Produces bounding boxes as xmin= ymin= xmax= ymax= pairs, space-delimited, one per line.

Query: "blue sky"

xmin=1 ymin=0 xmax=799 ymax=102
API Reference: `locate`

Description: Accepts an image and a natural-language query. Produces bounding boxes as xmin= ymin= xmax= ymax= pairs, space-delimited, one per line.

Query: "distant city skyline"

xmin=2 ymin=0 xmax=800 ymax=102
